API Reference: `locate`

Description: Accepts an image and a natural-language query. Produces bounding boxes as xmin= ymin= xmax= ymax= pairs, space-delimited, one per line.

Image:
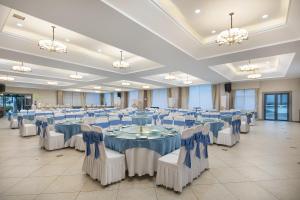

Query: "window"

xmin=188 ymin=85 xmax=213 ymax=110
xmin=234 ymin=89 xmax=256 ymax=112
xmin=63 ymin=92 xmax=72 ymax=105
xmin=152 ymin=88 xmax=168 ymax=108
xmin=128 ymin=90 xmax=139 ymax=107
xmin=104 ymin=93 xmax=111 ymax=106
xmin=86 ymin=93 xmax=100 ymax=105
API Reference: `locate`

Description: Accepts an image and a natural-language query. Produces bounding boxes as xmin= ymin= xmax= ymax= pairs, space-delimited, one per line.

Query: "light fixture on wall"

xmin=12 ymin=61 xmax=32 ymax=72
xmin=164 ymin=73 xmax=176 ymax=80
xmin=70 ymin=72 xmax=82 ymax=79
xmin=216 ymin=12 xmax=248 ymax=45
xmin=113 ymin=51 xmax=130 ymax=69
xmin=0 ymin=76 xmax=14 ymax=81
xmin=240 ymin=60 xmax=258 ymax=72
xmin=38 ymin=26 xmax=67 ymax=53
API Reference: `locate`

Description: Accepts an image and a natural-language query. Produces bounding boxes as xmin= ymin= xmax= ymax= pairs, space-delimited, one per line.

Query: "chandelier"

xmin=70 ymin=72 xmax=82 ymax=79
xmin=38 ymin=26 xmax=67 ymax=53
xmin=164 ymin=73 xmax=176 ymax=80
xmin=217 ymin=12 xmax=248 ymax=45
xmin=113 ymin=51 xmax=130 ymax=68
xmin=248 ymin=73 xmax=261 ymax=79
xmin=12 ymin=62 xmax=32 ymax=72
xmin=240 ymin=60 xmax=258 ymax=72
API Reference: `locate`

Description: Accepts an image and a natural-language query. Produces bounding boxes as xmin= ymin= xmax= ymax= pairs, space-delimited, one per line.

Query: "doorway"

xmin=264 ymin=93 xmax=289 ymax=121
xmin=0 ymin=93 xmax=32 ymax=113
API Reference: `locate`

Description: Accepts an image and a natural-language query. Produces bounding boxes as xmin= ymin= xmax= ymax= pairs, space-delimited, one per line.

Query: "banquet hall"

xmin=0 ymin=0 xmax=299 ymax=199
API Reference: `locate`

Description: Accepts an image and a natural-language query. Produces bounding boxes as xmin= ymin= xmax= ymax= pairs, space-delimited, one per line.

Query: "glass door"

xmin=264 ymin=93 xmax=289 ymax=121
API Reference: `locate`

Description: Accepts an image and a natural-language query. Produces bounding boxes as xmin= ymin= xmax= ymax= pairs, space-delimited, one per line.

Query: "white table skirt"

xmin=125 ymin=148 xmax=161 ymax=177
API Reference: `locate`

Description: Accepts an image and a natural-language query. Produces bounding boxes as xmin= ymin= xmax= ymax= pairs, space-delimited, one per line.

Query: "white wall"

xmin=232 ymin=78 xmax=300 ymax=122
xmin=6 ymin=86 xmax=57 ymax=105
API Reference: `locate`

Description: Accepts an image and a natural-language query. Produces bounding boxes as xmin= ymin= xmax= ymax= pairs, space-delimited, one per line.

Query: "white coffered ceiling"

xmin=0 ymin=0 xmax=299 ymax=93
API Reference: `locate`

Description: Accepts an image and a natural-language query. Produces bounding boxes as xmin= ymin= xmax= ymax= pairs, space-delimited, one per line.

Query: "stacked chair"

xmin=156 ymin=124 xmax=210 ymax=192
xmin=82 ymin=124 xmax=126 ymax=185
xmin=216 ymin=115 xmax=241 ymax=146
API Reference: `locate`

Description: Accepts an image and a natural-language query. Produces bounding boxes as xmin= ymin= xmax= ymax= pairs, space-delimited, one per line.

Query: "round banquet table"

xmin=55 ymin=120 xmax=82 ymax=144
xmin=104 ymin=125 xmax=180 ymax=176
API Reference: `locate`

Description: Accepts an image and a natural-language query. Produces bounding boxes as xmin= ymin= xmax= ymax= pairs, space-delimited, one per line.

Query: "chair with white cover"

xmin=250 ymin=112 xmax=256 ymax=126
xmin=216 ymin=115 xmax=241 ymax=146
xmin=83 ymin=126 xmax=126 ymax=185
xmin=10 ymin=116 xmax=19 ymax=129
xmin=122 ymin=116 xmax=132 ymax=126
xmin=156 ymin=127 xmax=195 ymax=192
xmin=162 ymin=116 xmax=174 ymax=129
xmin=240 ymin=115 xmax=250 ymax=133
xmin=173 ymin=116 xmax=186 ymax=132
xmin=19 ymin=116 xmax=36 ymax=137
xmin=39 ymin=117 xmax=65 ymax=150
xmin=109 ymin=116 xmax=121 ymax=129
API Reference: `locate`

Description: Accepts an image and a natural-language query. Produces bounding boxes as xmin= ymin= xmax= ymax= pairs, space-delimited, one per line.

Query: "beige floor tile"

xmin=156 ymin=187 xmax=197 ymax=200
xmin=192 ymin=183 xmax=238 ymax=200
xmin=117 ymin=188 xmax=156 ymax=200
xmin=224 ymin=182 xmax=278 ymax=200
xmin=118 ymin=176 xmax=155 ymax=190
xmin=29 ymin=165 xmax=69 ymax=177
xmin=209 ymin=167 xmax=250 ymax=183
xmin=192 ymin=170 xmax=219 ymax=185
xmin=81 ymin=178 xmax=119 ymax=192
xmin=4 ymin=176 xmax=56 ymax=195
xmin=35 ymin=192 xmax=78 ymax=200
xmin=0 ymin=165 xmax=42 ymax=178
xmin=76 ymin=190 xmax=117 ymax=200
xmin=0 ymin=178 xmax=22 ymax=194
xmin=234 ymin=166 xmax=275 ymax=181
xmin=0 ymin=194 xmax=37 ymax=200
xmin=43 ymin=175 xmax=88 ymax=193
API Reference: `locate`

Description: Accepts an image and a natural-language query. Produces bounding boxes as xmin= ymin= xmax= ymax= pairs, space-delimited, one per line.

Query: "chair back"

xmin=92 ymin=126 xmax=105 ymax=160
xmin=177 ymin=127 xmax=196 ymax=168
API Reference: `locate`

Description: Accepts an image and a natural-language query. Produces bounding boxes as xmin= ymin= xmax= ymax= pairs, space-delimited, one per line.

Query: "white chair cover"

xmin=19 ymin=118 xmax=36 ymax=137
xmin=39 ymin=117 xmax=64 ymax=150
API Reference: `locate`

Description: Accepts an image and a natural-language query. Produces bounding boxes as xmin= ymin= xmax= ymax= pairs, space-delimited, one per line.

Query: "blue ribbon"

xmin=35 ymin=120 xmax=42 ymax=135
xmin=185 ymin=119 xmax=195 ymax=127
xmin=152 ymin=115 xmax=158 ymax=125
xmin=41 ymin=122 xmax=48 ymax=138
xmin=82 ymin=131 xmax=93 ymax=156
xmin=93 ymin=133 xmax=103 ymax=159
xmin=17 ymin=116 xmax=23 ymax=128
xmin=181 ymin=136 xmax=195 ymax=168
xmin=194 ymin=132 xmax=202 ymax=159
xmin=201 ymin=134 xmax=210 ymax=158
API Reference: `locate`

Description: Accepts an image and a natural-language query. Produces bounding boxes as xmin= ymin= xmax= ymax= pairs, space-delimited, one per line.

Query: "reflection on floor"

xmin=0 ymin=118 xmax=299 ymax=200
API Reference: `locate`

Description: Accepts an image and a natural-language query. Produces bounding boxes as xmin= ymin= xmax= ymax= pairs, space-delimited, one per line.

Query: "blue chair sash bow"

xmin=17 ymin=116 xmax=23 ymax=127
xmin=35 ymin=120 xmax=42 ymax=135
xmin=93 ymin=133 xmax=103 ymax=159
xmin=82 ymin=131 xmax=94 ymax=156
xmin=181 ymin=136 xmax=195 ymax=168
xmin=194 ymin=132 xmax=202 ymax=159
xmin=185 ymin=119 xmax=195 ymax=127
xmin=41 ymin=122 xmax=48 ymax=138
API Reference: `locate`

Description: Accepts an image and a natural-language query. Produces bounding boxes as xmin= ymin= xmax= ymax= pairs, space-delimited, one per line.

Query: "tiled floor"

xmin=0 ymin=119 xmax=299 ymax=200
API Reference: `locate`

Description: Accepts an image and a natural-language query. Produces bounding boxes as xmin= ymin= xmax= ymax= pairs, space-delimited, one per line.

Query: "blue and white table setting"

xmin=104 ymin=125 xmax=180 ymax=176
xmin=55 ymin=120 xmax=82 ymax=146
xmin=196 ymin=118 xmax=224 ymax=144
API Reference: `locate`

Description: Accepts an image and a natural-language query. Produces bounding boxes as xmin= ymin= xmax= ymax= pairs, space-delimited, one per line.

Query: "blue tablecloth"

xmin=55 ymin=123 xmax=81 ymax=142
xmin=209 ymin=122 xmax=224 ymax=138
xmin=104 ymin=126 xmax=180 ymax=155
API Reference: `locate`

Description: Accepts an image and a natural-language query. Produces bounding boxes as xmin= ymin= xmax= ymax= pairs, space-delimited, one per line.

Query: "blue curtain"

xmin=188 ymin=85 xmax=213 ymax=110
xmin=234 ymin=89 xmax=256 ymax=112
xmin=128 ymin=90 xmax=139 ymax=107
xmin=152 ymin=88 xmax=168 ymax=108
xmin=104 ymin=93 xmax=111 ymax=106
xmin=86 ymin=93 xmax=100 ymax=105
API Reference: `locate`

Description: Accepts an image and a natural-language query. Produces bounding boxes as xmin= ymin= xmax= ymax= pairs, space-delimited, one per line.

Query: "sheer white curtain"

xmin=234 ymin=89 xmax=256 ymax=112
xmin=128 ymin=90 xmax=138 ymax=107
xmin=152 ymin=88 xmax=168 ymax=108
xmin=188 ymin=85 xmax=213 ymax=110
xmin=104 ymin=93 xmax=111 ymax=106
xmin=86 ymin=93 xmax=100 ymax=105
xmin=72 ymin=92 xmax=81 ymax=106
xmin=63 ymin=92 xmax=72 ymax=105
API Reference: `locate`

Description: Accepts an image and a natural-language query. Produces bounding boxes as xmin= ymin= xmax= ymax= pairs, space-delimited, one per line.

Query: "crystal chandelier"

xmin=38 ymin=26 xmax=67 ymax=53
xmin=113 ymin=51 xmax=130 ymax=68
xmin=240 ymin=60 xmax=257 ymax=72
xmin=217 ymin=12 xmax=248 ymax=45
xmin=12 ymin=62 xmax=32 ymax=72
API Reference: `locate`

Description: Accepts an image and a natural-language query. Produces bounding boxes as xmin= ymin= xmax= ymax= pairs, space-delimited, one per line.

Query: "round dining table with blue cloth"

xmin=55 ymin=123 xmax=81 ymax=143
xmin=104 ymin=125 xmax=180 ymax=176
xmin=131 ymin=115 xmax=152 ymax=126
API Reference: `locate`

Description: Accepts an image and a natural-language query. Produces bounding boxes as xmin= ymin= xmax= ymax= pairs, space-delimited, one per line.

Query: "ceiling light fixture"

xmin=247 ymin=73 xmax=262 ymax=79
xmin=113 ymin=51 xmax=130 ymax=69
xmin=47 ymin=81 xmax=58 ymax=85
xmin=121 ymin=82 xmax=130 ymax=86
xmin=240 ymin=60 xmax=258 ymax=72
xmin=16 ymin=23 xmax=23 ymax=27
xmin=164 ymin=73 xmax=176 ymax=80
xmin=38 ymin=26 xmax=67 ymax=53
xmin=97 ymin=49 xmax=102 ymax=53
xmin=70 ymin=72 xmax=82 ymax=79
xmin=262 ymin=14 xmax=269 ymax=19
xmin=194 ymin=9 xmax=201 ymax=14
xmin=74 ymin=89 xmax=81 ymax=92
xmin=94 ymin=86 xmax=102 ymax=89
xmin=115 ymin=88 xmax=121 ymax=91
xmin=65 ymin=38 xmax=70 ymax=42
xmin=0 ymin=76 xmax=14 ymax=81
xmin=211 ymin=30 xmax=216 ymax=34
xmin=217 ymin=12 xmax=248 ymax=45
xmin=142 ymin=85 xmax=150 ymax=89
xmin=12 ymin=61 xmax=32 ymax=72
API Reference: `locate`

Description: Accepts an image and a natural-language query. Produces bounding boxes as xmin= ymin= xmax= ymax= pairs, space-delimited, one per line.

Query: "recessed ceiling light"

xmin=248 ymin=73 xmax=262 ymax=79
xmin=194 ymin=9 xmax=201 ymax=14
xmin=16 ymin=23 xmax=23 ymax=27
xmin=74 ymin=89 xmax=81 ymax=92
xmin=142 ymin=85 xmax=150 ymax=89
xmin=183 ymin=80 xmax=193 ymax=85
xmin=0 ymin=76 xmax=14 ymax=81
xmin=115 ymin=88 xmax=121 ymax=91
xmin=65 ymin=38 xmax=70 ymax=42
xmin=47 ymin=81 xmax=58 ymax=85
xmin=121 ymin=82 xmax=130 ymax=86
xmin=70 ymin=72 xmax=82 ymax=79
xmin=97 ymin=49 xmax=102 ymax=53
xmin=12 ymin=62 xmax=31 ymax=72
xmin=262 ymin=14 xmax=269 ymax=19
xmin=94 ymin=86 xmax=102 ymax=89
xmin=164 ymin=73 xmax=176 ymax=80
xmin=211 ymin=30 xmax=216 ymax=34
